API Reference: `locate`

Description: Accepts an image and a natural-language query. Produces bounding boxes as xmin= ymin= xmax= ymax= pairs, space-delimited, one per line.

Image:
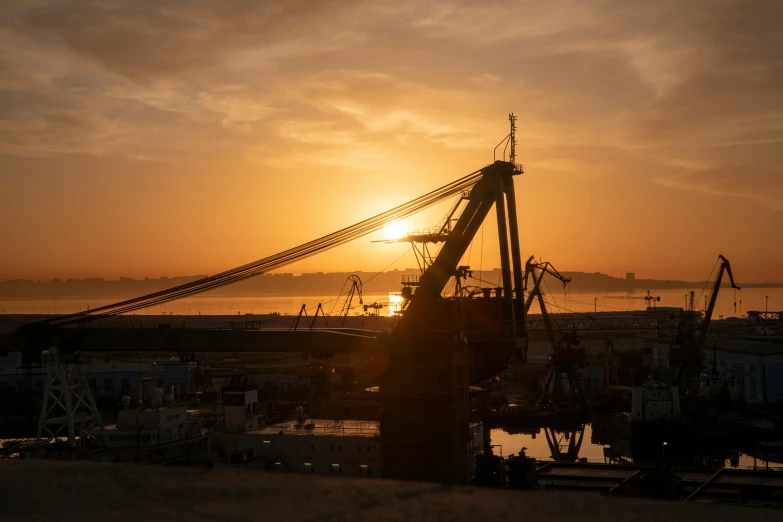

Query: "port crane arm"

xmin=698 ymin=254 xmax=740 ymax=345
xmin=405 ymin=160 xmax=526 ymax=334
xmin=415 ymin=161 xmax=519 ymax=299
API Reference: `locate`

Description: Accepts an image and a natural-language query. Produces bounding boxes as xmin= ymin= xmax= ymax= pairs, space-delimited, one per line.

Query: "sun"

xmin=383 ymin=220 xmax=406 ymax=240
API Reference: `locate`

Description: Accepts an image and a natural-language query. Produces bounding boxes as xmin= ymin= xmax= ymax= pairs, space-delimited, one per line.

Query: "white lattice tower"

xmin=36 ymin=347 xmax=107 ymax=446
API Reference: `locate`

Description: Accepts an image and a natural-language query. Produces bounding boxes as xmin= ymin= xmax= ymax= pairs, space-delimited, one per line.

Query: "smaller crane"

xmin=334 ymin=275 xmax=363 ymax=328
xmin=290 ymin=275 xmax=364 ymax=330
xmin=363 ymin=302 xmax=386 ymax=316
xmin=523 ymin=257 xmax=586 ymax=409
xmin=523 ymin=256 xmax=571 ymax=352
xmin=602 ymin=290 xmax=661 ymax=307
xmin=670 ymin=255 xmax=740 ymax=398
xmin=683 ymin=291 xmax=696 ymax=312
xmin=697 ymin=255 xmax=740 ymax=346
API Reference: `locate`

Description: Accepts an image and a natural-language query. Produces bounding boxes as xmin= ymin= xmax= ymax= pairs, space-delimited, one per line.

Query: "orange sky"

xmin=1 ymin=1 xmax=782 ymax=283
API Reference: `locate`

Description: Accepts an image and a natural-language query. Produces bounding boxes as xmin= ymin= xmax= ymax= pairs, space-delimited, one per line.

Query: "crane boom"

xmin=415 ymin=161 xmax=520 ymax=299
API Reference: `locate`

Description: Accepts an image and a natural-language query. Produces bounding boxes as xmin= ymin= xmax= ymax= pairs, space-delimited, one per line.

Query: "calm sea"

xmin=1 ymin=287 xmax=780 ymax=319
xmin=491 ymin=426 xmax=783 ymax=469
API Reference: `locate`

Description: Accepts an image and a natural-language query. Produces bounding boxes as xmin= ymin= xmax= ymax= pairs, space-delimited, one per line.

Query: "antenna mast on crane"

xmin=509 ymin=113 xmax=522 ymax=174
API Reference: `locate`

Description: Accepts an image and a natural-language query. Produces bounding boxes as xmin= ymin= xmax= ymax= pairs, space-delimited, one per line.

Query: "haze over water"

xmin=1 ymin=287 xmax=779 ymax=319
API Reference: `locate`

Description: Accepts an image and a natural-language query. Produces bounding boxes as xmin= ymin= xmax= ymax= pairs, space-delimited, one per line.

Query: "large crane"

xmin=9 ymin=115 xmax=530 ymax=485
xmin=380 ymin=116 xmax=529 ymax=484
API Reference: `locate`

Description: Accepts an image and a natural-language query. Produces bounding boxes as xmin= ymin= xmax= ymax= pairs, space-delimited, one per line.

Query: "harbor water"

xmin=1 ymin=287 xmax=780 ymax=318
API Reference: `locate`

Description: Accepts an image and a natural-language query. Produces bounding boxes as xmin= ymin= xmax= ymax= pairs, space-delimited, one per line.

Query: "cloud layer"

xmin=1 ymin=0 xmax=782 ymax=279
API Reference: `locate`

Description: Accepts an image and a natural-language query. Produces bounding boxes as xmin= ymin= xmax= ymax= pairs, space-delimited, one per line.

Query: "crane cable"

xmin=26 ymin=169 xmax=484 ymax=328
xmin=695 ymin=258 xmax=720 ymax=313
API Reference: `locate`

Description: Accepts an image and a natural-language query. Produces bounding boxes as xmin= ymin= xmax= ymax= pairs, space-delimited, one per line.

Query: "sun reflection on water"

xmin=388 ymin=292 xmax=404 ymax=316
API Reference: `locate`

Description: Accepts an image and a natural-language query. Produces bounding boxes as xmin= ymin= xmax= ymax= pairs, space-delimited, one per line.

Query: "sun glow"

xmin=388 ymin=292 xmax=404 ymax=316
xmin=383 ymin=220 xmax=406 ymax=240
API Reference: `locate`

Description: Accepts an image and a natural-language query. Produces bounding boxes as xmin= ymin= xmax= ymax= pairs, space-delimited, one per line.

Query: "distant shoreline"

xmin=1 ymin=284 xmax=781 ymax=301
xmin=1 ymin=268 xmax=781 ymax=301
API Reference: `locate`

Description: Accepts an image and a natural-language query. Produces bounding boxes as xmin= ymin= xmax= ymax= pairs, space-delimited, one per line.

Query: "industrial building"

xmin=702 ymin=338 xmax=783 ymax=403
xmin=654 ymin=336 xmax=783 ymax=404
xmin=0 ymin=351 xmax=192 ymax=400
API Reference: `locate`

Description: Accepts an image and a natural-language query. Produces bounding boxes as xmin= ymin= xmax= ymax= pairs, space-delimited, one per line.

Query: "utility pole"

xmin=766 ymin=296 xmax=769 ymax=314
xmin=594 ymin=297 xmax=597 ymax=313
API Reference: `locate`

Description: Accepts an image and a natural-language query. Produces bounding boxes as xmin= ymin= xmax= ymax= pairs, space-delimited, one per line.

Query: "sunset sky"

xmin=1 ymin=1 xmax=781 ymax=283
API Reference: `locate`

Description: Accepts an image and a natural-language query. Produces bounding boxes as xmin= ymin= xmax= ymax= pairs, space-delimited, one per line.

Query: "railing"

xmin=401 ymin=275 xmax=420 ymax=286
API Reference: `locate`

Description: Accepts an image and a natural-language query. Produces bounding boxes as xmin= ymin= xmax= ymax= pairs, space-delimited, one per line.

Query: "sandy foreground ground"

xmin=0 ymin=460 xmax=773 ymax=522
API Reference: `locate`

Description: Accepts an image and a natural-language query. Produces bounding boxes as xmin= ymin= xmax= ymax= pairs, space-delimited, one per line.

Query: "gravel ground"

xmin=0 ymin=460 xmax=773 ymax=522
